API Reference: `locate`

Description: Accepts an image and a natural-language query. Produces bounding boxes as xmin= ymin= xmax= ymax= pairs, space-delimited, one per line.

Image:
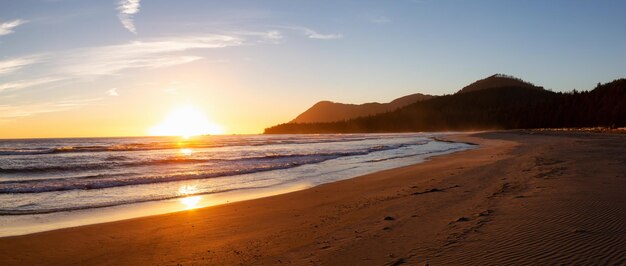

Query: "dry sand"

xmin=0 ymin=131 xmax=624 ymax=265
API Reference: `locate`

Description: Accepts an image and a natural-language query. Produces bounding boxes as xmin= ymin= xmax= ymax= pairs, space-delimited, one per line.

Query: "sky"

xmin=1 ymin=0 xmax=625 ymax=138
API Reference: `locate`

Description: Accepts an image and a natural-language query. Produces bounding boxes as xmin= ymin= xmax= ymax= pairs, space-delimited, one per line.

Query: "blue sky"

xmin=1 ymin=0 xmax=625 ymax=137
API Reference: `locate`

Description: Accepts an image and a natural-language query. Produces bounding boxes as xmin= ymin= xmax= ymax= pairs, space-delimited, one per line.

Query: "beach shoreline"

xmin=0 ymin=133 xmax=474 ymax=237
xmin=1 ymin=131 xmax=624 ymax=265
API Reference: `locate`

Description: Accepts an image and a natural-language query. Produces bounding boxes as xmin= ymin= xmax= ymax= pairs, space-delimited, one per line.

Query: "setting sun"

xmin=149 ymin=106 xmax=225 ymax=138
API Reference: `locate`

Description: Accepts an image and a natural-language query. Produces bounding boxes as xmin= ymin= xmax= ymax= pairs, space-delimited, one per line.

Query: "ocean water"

xmin=0 ymin=133 xmax=473 ymax=233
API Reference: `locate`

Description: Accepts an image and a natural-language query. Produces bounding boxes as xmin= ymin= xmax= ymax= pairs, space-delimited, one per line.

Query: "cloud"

xmin=117 ymin=0 xmax=141 ymax=34
xmin=106 ymin=88 xmax=119 ymax=96
xmin=0 ymin=56 xmax=40 ymax=75
xmin=260 ymin=30 xmax=283 ymax=43
xmin=0 ymin=77 xmax=62 ymax=93
xmin=61 ymin=35 xmax=243 ymax=76
xmin=0 ymin=30 xmax=282 ymax=121
xmin=272 ymin=26 xmax=342 ymax=40
xmin=0 ymin=98 xmax=101 ymax=121
xmin=296 ymin=27 xmax=342 ymax=40
xmin=1 ymin=32 xmax=276 ymax=80
xmin=0 ymin=32 xmax=270 ymax=96
xmin=0 ymin=19 xmax=27 ymax=36
xmin=371 ymin=16 xmax=391 ymax=24
xmin=233 ymin=30 xmax=283 ymax=44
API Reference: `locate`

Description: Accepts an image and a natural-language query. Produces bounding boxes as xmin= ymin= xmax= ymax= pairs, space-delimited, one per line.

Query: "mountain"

xmin=265 ymin=76 xmax=626 ymax=134
xmin=290 ymin=93 xmax=433 ymax=123
xmin=457 ymin=74 xmax=541 ymax=94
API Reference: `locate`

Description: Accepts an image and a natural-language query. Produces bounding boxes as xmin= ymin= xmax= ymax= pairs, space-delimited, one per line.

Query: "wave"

xmin=0 ymin=135 xmax=394 ymax=156
xmin=364 ymin=146 xmax=467 ymax=163
xmin=0 ymin=185 xmax=278 ymax=215
xmin=0 ymin=149 xmax=56 ymax=156
xmin=0 ymin=163 xmax=312 ymax=193
xmin=0 ymin=142 xmax=428 ymax=193
xmin=0 ymin=144 xmax=208 ymax=155
xmin=0 ymin=141 xmax=427 ymax=174
xmin=0 ymin=157 xmax=207 ymax=173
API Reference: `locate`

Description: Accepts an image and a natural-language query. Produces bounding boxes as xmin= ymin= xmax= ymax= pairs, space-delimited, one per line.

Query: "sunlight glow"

xmin=178 ymin=185 xmax=202 ymax=209
xmin=180 ymin=196 xmax=201 ymax=209
xmin=149 ymin=106 xmax=225 ymax=138
xmin=178 ymin=184 xmax=198 ymax=195
xmin=180 ymin=148 xmax=193 ymax=156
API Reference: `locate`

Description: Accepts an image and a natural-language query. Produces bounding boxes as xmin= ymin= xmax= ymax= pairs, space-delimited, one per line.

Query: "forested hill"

xmin=264 ymin=78 xmax=626 ymax=134
xmin=291 ymin=93 xmax=432 ymax=123
xmin=457 ymin=74 xmax=541 ymax=94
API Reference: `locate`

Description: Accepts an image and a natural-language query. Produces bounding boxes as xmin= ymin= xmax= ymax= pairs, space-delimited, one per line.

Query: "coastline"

xmin=1 ymin=131 xmax=624 ymax=265
xmin=0 ymin=134 xmax=473 ymax=237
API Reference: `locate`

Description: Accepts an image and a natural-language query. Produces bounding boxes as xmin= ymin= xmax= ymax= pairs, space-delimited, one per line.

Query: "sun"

xmin=149 ymin=106 xmax=225 ymax=138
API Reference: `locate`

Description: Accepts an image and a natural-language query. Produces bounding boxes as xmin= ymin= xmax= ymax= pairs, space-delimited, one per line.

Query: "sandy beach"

xmin=1 ymin=131 xmax=624 ymax=265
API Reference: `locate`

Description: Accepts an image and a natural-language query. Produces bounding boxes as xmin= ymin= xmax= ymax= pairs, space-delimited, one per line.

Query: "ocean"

xmin=0 ymin=133 xmax=473 ymax=235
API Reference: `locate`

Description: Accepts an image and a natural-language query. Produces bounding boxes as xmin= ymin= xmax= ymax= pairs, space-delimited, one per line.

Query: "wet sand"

xmin=0 ymin=131 xmax=624 ymax=265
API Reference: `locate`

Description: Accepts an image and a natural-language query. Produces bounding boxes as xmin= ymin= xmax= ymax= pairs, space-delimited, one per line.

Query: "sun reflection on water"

xmin=178 ymin=185 xmax=202 ymax=209
xmin=180 ymin=196 xmax=201 ymax=209
xmin=178 ymin=185 xmax=198 ymax=195
xmin=180 ymin=148 xmax=193 ymax=156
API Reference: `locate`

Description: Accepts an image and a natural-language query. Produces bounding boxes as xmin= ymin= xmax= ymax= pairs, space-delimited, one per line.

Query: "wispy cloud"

xmin=0 ymin=33 xmax=262 ymax=95
xmin=234 ymin=30 xmax=284 ymax=44
xmin=298 ymin=27 xmax=342 ymax=40
xmin=0 ymin=29 xmax=282 ymax=121
xmin=371 ymin=16 xmax=391 ymax=24
xmin=106 ymin=88 xmax=119 ymax=96
xmin=61 ymin=35 xmax=243 ymax=76
xmin=271 ymin=26 xmax=343 ymax=40
xmin=0 ymin=56 xmax=40 ymax=75
xmin=265 ymin=30 xmax=283 ymax=40
xmin=257 ymin=30 xmax=283 ymax=43
xmin=0 ymin=19 xmax=27 ymax=36
xmin=0 ymin=77 xmax=62 ymax=93
xmin=0 ymin=98 xmax=101 ymax=121
xmin=117 ymin=0 xmax=141 ymax=34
